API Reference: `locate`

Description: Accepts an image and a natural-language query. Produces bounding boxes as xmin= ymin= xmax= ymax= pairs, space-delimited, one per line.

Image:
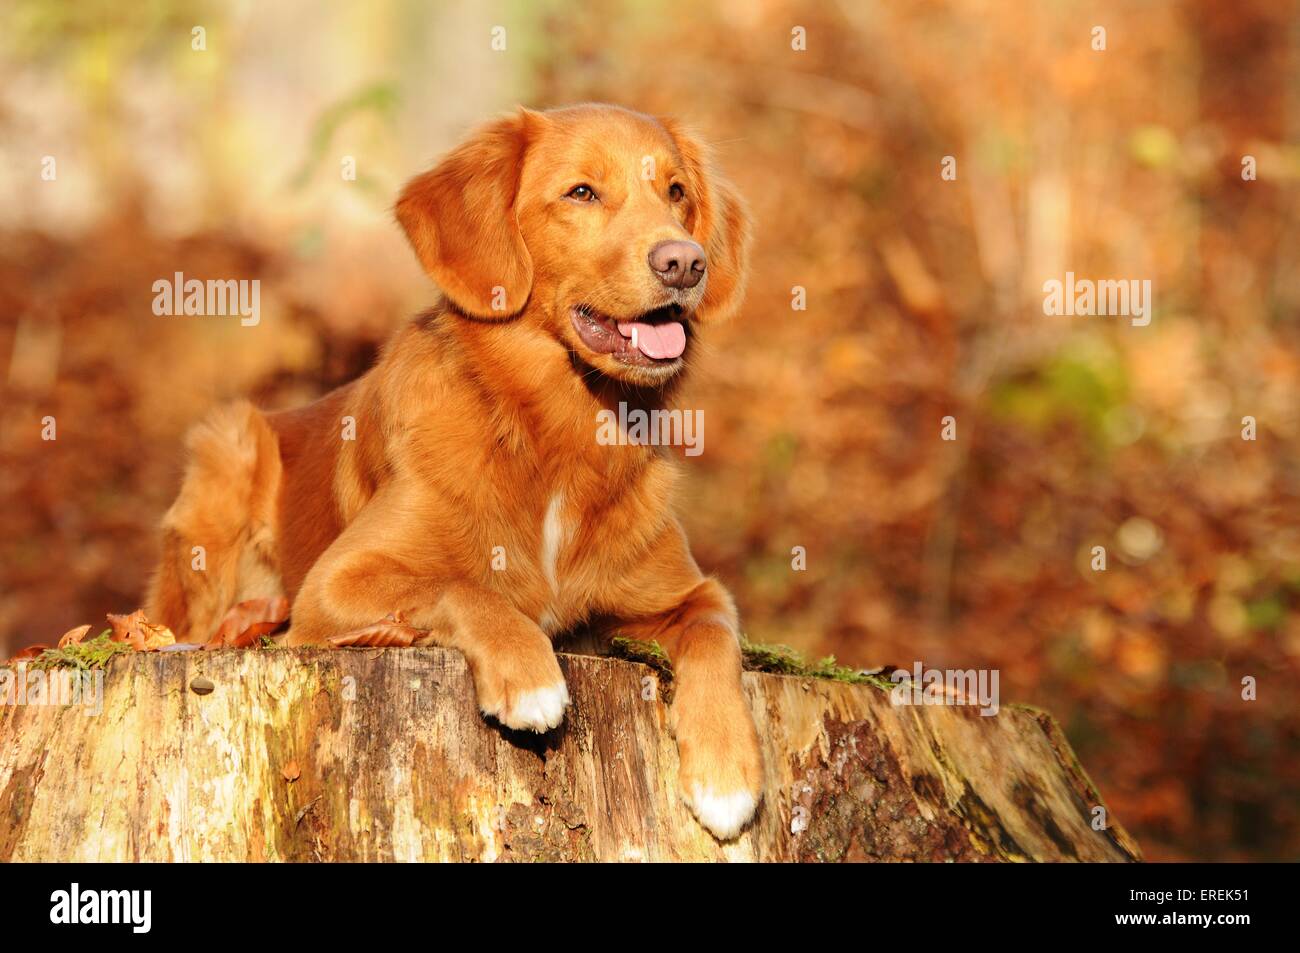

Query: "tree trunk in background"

xmin=0 ymin=648 xmax=1140 ymax=862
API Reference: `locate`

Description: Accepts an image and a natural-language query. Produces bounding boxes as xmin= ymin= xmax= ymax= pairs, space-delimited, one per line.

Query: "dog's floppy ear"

xmin=662 ymin=119 xmax=753 ymax=324
xmin=396 ymin=110 xmax=535 ymax=318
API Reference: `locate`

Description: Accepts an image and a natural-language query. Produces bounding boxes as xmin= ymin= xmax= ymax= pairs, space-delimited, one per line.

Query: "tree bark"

xmin=0 ymin=647 xmax=1140 ymax=862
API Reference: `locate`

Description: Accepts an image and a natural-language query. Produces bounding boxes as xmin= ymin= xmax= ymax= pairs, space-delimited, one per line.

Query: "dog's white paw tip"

xmin=497 ymin=682 xmax=570 ymax=733
xmin=685 ymin=785 xmax=759 ymax=841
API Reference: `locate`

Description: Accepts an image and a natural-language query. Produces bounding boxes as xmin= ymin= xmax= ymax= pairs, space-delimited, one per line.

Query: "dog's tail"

xmin=146 ymin=401 xmax=284 ymax=642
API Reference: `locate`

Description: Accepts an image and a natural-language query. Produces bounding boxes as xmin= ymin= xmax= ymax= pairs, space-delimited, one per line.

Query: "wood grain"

xmin=0 ymin=648 xmax=1140 ymax=862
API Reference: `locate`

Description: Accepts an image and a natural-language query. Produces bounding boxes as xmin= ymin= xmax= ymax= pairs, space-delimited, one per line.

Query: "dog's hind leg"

xmin=146 ymin=401 xmax=284 ymax=643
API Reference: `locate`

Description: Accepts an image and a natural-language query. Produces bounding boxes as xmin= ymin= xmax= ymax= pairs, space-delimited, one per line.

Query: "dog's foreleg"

xmin=290 ymin=538 xmax=569 ymax=733
xmin=613 ymin=576 xmax=764 ymax=841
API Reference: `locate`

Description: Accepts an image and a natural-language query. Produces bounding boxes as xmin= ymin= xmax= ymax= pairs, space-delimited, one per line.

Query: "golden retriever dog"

xmin=146 ymin=103 xmax=762 ymax=840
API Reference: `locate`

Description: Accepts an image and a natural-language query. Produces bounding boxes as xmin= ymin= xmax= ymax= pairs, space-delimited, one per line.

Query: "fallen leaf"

xmin=206 ymin=596 xmax=290 ymax=649
xmin=142 ymin=623 xmax=176 ymax=650
xmin=283 ymin=761 xmax=301 ymax=782
xmin=107 ymin=610 xmax=150 ymax=649
xmin=107 ymin=609 xmax=176 ymax=651
xmin=328 ymin=613 xmax=428 ymax=648
xmin=57 ymin=624 xmax=92 ymax=648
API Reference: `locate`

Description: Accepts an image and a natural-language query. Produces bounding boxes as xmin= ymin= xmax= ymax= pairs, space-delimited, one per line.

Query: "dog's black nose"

xmin=648 ymin=239 xmax=706 ymax=290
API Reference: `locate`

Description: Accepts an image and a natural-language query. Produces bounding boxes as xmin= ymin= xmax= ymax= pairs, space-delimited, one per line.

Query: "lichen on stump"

xmin=0 ymin=648 xmax=1140 ymax=862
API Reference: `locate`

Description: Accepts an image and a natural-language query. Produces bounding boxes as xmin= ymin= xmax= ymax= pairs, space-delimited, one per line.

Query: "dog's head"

xmin=396 ymin=104 xmax=751 ymax=386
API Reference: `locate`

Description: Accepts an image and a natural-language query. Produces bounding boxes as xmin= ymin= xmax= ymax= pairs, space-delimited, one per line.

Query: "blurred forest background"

xmin=2 ymin=0 xmax=1299 ymax=861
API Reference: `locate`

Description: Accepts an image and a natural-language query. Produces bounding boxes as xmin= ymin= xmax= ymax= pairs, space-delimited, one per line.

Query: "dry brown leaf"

xmin=106 ymin=610 xmax=150 ymax=650
xmin=328 ymin=613 xmax=427 ymax=648
xmin=206 ymin=596 xmax=290 ymax=649
xmin=10 ymin=644 xmax=49 ymax=663
xmin=107 ymin=610 xmax=175 ymax=651
xmin=57 ymin=624 xmax=92 ymax=648
xmin=282 ymin=760 xmax=301 ymax=782
xmin=142 ymin=623 xmax=176 ymax=650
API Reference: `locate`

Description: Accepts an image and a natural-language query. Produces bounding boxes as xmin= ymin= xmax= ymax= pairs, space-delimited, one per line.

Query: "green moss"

xmin=741 ymin=640 xmax=890 ymax=688
xmin=609 ymin=635 xmax=892 ymax=690
xmin=25 ymin=632 xmax=132 ymax=671
xmin=608 ymin=637 xmax=673 ymax=679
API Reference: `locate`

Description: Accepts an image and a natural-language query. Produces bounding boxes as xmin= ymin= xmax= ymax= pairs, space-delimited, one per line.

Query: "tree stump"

xmin=0 ymin=648 xmax=1140 ymax=861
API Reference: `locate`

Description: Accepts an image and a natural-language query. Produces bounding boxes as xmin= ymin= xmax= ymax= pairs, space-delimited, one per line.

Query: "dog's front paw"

xmin=683 ymin=784 xmax=760 ymax=842
xmin=471 ymin=629 xmax=570 ymax=733
xmin=672 ymin=689 xmax=764 ymax=841
xmin=493 ymin=680 xmax=571 ymax=733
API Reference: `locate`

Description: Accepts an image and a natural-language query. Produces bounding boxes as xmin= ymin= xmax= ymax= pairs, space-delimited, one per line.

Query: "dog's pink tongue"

xmin=616 ymin=320 xmax=686 ymax=360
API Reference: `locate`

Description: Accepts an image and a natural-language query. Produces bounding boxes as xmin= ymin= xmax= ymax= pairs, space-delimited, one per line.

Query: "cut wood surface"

xmin=0 ymin=647 xmax=1141 ymax=862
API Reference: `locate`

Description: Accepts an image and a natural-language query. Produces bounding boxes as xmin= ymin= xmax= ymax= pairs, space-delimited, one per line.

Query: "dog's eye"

xmin=566 ymin=184 xmax=597 ymax=202
xmin=668 ymin=183 xmax=685 ymax=202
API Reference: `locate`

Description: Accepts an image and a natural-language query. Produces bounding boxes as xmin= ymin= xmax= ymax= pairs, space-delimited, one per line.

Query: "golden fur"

xmin=147 ymin=104 xmax=762 ymax=840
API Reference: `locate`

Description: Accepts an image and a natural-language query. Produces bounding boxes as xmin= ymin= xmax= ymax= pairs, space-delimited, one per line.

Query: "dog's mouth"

xmin=570 ymin=303 xmax=689 ymax=367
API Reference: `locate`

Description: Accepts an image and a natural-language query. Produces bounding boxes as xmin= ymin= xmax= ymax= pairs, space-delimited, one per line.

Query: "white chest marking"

xmin=540 ymin=492 xmax=569 ymax=596
xmin=538 ymin=492 xmax=571 ymax=635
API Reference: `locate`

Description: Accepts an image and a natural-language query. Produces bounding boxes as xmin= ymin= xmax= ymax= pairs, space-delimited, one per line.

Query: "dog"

xmin=146 ymin=103 xmax=762 ymax=840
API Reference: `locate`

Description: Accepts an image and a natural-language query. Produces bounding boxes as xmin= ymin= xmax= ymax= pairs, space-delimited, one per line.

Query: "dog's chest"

xmin=520 ymin=460 xmax=673 ymax=634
